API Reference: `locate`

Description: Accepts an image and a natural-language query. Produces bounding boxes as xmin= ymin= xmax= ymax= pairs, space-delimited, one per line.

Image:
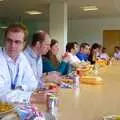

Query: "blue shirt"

xmin=24 ymin=47 xmax=44 ymax=88
xmin=76 ymin=52 xmax=88 ymax=61
xmin=0 ymin=48 xmax=38 ymax=103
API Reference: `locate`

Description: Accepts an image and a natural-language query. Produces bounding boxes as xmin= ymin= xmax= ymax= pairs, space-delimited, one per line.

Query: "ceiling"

xmin=1 ymin=0 xmax=120 ymax=21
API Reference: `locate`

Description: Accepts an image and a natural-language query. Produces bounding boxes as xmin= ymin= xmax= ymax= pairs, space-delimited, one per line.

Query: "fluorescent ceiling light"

xmin=0 ymin=26 xmax=7 ymax=29
xmin=80 ymin=6 xmax=98 ymax=11
xmin=25 ymin=10 xmax=42 ymax=15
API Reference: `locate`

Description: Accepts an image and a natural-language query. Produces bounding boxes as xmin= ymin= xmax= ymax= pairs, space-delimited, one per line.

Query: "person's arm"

xmin=43 ymin=58 xmax=69 ymax=75
xmin=0 ymin=75 xmax=32 ymax=103
xmin=30 ymin=89 xmax=56 ymax=104
xmin=20 ymin=56 xmax=38 ymax=91
xmin=57 ymin=61 xmax=69 ymax=75
xmin=43 ymin=58 xmax=56 ymax=73
xmin=0 ymin=62 xmax=38 ymax=103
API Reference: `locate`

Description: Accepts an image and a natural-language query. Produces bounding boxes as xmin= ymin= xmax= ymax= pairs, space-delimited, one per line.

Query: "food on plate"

xmin=0 ymin=102 xmax=13 ymax=113
xmin=48 ymin=83 xmax=58 ymax=89
xmin=96 ymin=59 xmax=107 ymax=66
xmin=61 ymin=78 xmax=73 ymax=84
xmin=81 ymin=76 xmax=103 ymax=85
xmin=45 ymin=83 xmax=59 ymax=92
xmin=78 ymin=65 xmax=92 ymax=72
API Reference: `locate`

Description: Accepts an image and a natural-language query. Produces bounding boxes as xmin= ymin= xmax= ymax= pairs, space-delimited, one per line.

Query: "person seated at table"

xmin=64 ymin=42 xmax=80 ymax=66
xmin=0 ymin=23 xmax=51 ymax=107
xmin=24 ymin=31 xmax=61 ymax=88
xmin=96 ymin=44 xmax=102 ymax=59
xmin=113 ymin=46 xmax=120 ymax=60
xmin=100 ymin=47 xmax=110 ymax=60
xmin=42 ymin=39 xmax=70 ymax=75
xmin=76 ymin=42 xmax=90 ymax=61
xmin=24 ymin=30 xmax=49 ymax=88
xmin=88 ymin=43 xmax=101 ymax=64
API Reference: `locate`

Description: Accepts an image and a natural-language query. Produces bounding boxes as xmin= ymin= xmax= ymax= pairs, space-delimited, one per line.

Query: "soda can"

xmin=47 ymin=93 xmax=58 ymax=117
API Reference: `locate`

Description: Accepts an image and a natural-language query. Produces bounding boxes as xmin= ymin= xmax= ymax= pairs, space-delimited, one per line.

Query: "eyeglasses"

xmin=6 ymin=38 xmax=24 ymax=45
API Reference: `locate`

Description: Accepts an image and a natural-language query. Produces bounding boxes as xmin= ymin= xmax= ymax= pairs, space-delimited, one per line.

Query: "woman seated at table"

xmin=42 ymin=39 xmax=70 ymax=75
xmin=88 ymin=43 xmax=101 ymax=64
xmin=100 ymin=47 xmax=110 ymax=60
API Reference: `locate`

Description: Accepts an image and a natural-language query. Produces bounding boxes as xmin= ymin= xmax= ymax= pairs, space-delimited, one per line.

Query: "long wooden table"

xmin=59 ymin=62 xmax=120 ymax=120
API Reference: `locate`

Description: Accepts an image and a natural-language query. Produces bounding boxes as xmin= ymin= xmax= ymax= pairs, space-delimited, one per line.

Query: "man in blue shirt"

xmin=76 ymin=43 xmax=90 ymax=61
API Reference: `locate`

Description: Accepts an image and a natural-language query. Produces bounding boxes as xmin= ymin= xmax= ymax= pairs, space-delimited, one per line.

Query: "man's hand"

xmin=30 ymin=89 xmax=55 ymax=104
xmin=43 ymin=71 xmax=62 ymax=84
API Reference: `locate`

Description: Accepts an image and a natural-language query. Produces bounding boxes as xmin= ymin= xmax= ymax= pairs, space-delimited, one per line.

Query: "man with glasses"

xmin=0 ymin=23 xmax=48 ymax=105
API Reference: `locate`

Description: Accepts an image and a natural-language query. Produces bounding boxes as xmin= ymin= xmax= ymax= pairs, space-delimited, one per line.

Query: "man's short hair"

xmin=31 ymin=30 xmax=48 ymax=46
xmin=4 ymin=23 xmax=28 ymax=41
xmin=80 ymin=43 xmax=89 ymax=49
xmin=73 ymin=41 xmax=78 ymax=45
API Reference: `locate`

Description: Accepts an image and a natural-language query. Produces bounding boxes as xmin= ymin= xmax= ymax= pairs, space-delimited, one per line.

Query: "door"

xmin=103 ymin=30 xmax=120 ymax=56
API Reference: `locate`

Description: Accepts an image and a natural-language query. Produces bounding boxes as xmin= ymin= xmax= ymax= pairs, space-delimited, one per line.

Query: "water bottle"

xmin=73 ymin=73 xmax=80 ymax=88
xmin=73 ymin=73 xmax=80 ymax=97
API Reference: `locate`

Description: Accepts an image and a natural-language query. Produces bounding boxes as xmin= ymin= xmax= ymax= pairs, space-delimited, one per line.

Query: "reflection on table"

xmin=59 ymin=62 xmax=120 ymax=120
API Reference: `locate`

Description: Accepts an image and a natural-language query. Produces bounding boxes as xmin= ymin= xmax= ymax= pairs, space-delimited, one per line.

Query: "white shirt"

xmin=114 ymin=51 xmax=120 ymax=59
xmin=100 ymin=53 xmax=109 ymax=60
xmin=0 ymin=48 xmax=38 ymax=103
xmin=67 ymin=52 xmax=81 ymax=64
xmin=24 ymin=47 xmax=43 ymax=88
xmin=96 ymin=52 xmax=100 ymax=58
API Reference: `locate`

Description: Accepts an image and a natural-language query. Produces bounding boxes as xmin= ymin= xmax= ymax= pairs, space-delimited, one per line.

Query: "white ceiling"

xmin=1 ymin=0 xmax=120 ymax=20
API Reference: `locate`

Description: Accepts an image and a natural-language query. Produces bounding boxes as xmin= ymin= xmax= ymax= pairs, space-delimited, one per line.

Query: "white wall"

xmin=3 ymin=17 xmax=120 ymax=47
xmin=0 ymin=20 xmax=49 ymax=46
xmin=23 ymin=20 xmax=49 ymax=38
xmin=49 ymin=1 xmax=67 ymax=55
xmin=68 ymin=17 xmax=120 ymax=45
